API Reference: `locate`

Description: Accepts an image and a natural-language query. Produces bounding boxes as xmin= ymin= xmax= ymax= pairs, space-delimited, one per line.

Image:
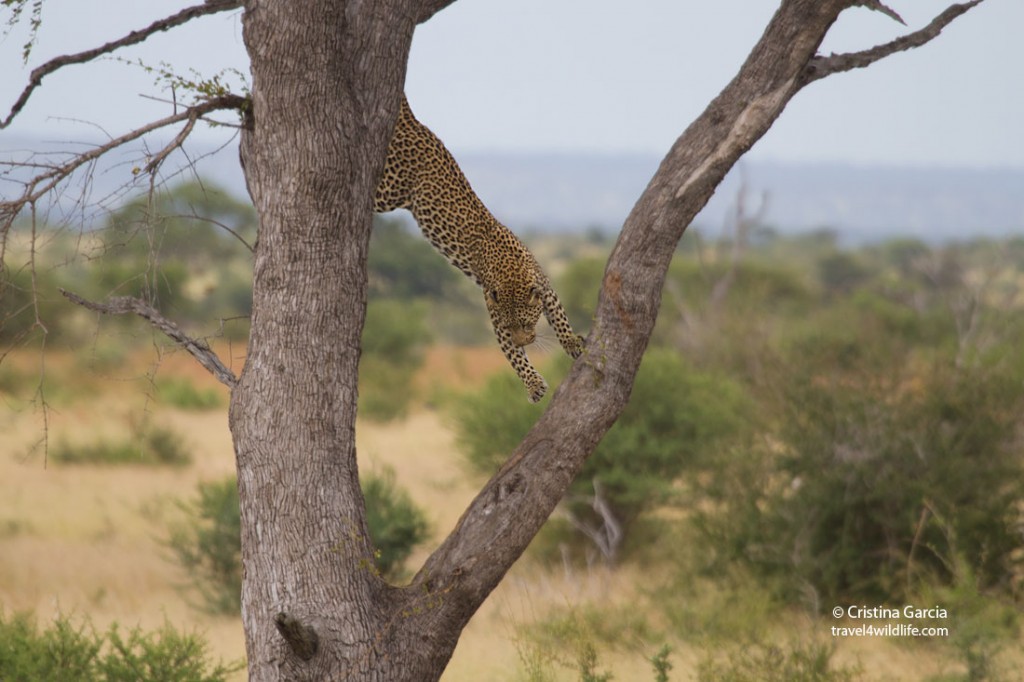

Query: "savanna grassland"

xmin=6 ymin=347 xmax=1009 ymax=682
xmin=3 ymin=180 xmax=1024 ymax=680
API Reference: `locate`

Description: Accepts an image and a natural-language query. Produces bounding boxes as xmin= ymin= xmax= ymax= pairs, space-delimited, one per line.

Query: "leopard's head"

xmin=485 ymin=281 xmax=544 ymax=348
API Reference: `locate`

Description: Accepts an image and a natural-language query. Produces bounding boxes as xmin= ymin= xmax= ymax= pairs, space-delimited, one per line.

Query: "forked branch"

xmin=803 ymin=1 xmax=984 ymax=84
xmin=0 ymin=0 xmax=242 ymax=129
xmin=59 ymin=288 xmax=238 ymax=389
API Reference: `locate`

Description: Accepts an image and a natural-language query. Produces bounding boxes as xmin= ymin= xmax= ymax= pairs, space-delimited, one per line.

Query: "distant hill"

xmin=458 ymin=154 xmax=1024 ymax=244
xmin=4 ymin=133 xmax=1022 ymax=243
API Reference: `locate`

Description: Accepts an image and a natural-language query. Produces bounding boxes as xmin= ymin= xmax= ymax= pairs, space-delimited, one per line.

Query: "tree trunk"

xmin=226 ymin=0 xmax=977 ymax=679
xmin=229 ymin=1 xmax=426 ymax=679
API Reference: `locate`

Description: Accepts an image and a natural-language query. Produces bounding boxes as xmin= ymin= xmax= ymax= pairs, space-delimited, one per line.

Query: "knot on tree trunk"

xmin=274 ymin=611 xmax=320 ymax=661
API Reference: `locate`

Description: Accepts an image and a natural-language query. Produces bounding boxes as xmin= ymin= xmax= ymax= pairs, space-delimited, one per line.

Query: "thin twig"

xmin=144 ymin=113 xmax=199 ymax=175
xmin=58 ymin=288 xmax=238 ymax=389
xmin=29 ymin=203 xmax=51 ymax=466
xmin=803 ymin=1 xmax=985 ymax=84
xmin=0 ymin=94 xmax=247 ymax=242
xmin=0 ymin=0 xmax=242 ymax=129
xmin=165 ymin=212 xmax=255 ymax=252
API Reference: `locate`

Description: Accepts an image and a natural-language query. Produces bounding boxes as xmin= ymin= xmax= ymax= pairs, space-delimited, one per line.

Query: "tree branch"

xmin=144 ymin=111 xmax=201 ymax=175
xmin=0 ymin=0 xmax=243 ymax=129
xmin=803 ymin=1 xmax=984 ymax=84
xmin=0 ymin=94 xmax=247 ymax=242
xmin=58 ymin=288 xmax=238 ymax=389
xmin=415 ymin=0 xmax=459 ymax=24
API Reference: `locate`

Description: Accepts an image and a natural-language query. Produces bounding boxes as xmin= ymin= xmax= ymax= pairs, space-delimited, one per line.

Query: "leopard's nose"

xmin=511 ymin=329 xmax=535 ymax=347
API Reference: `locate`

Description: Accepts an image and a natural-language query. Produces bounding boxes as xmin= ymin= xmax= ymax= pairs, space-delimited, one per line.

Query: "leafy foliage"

xmin=168 ymin=479 xmax=243 ymax=615
xmin=362 ymin=467 xmax=432 ymax=579
xmin=358 ymin=298 xmax=430 ymax=421
xmin=0 ymin=180 xmax=257 ymax=347
xmin=696 ymin=640 xmax=860 ymax=682
xmin=368 ymin=218 xmax=465 ymax=301
xmin=454 ymin=349 xmax=753 ymax=559
xmin=0 ymin=610 xmax=242 ymax=681
xmin=169 ymin=470 xmax=430 ymax=614
xmin=1 ymin=0 xmax=43 ymax=62
xmin=121 ymin=58 xmax=250 ymax=104
xmin=155 ymin=377 xmax=224 ymax=410
xmin=694 ymin=267 xmax=1024 ymax=607
xmin=649 ymin=645 xmax=673 ymax=682
xmin=918 ymin=556 xmax=1020 ymax=682
xmin=51 ymin=424 xmax=191 ymax=467
xmin=95 ymin=180 xmax=256 ymax=329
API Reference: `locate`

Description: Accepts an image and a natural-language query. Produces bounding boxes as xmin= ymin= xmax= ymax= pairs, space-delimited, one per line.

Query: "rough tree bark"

xmin=230 ymin=2 xmax=422 ymax=678
xmin=0 ymin=0 xmax=983 ymax=679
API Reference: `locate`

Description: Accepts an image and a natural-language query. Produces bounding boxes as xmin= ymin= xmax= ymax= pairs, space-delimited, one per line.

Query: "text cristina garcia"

xmin=836 ymin=605 xmax=948 ymax=619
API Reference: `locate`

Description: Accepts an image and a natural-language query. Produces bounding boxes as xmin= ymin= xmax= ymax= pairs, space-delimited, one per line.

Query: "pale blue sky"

xmin=2 ymin=0 xmax=1021 ymax=168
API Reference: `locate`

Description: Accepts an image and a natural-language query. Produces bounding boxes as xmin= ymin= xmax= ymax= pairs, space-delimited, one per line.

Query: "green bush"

xmin=649 ymin=645 xmax=673 ymax=682
xmin=362 ymin=467 xmax=431 ymax=579
xmin=0 ymin=256 xmax=81 ymax=345
xmin=51 ymin=424 xmax=190 ymax=467
xmin=368 ymin=218 xmax=464 ymax=301
xmin=169 ymin=470 xmax=430 ymax=614
xmin=454 ymin=349 xmax=753 ymax=560
xmin=696 ymin=639 xmax=860 ymax=682
xmin=514 ymin=607 xmax=623 ymax=682
xmin=156 ymin=377 xmax=224 ymax=410
xmin=697 ymin=332 xmax=1024 ymax=607
xmin=3 ymin=180 xmax=257 ymax=350
xmin=0 ymin=610 xmax=242 ymax=681
xmin=514 ymin=606 xmax=678 ymax=682
xmin=168 ymin=479 xmax=243 ymax=615
xmin=917 ymin=555 xmax=1020 ymax=682
xmin=358 ymin=298 xmax=430 ymax=421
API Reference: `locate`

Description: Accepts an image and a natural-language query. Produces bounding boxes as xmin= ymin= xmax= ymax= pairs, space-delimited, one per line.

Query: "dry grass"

xmin=1 ymin=344 xmax=1019 ymax=681
xmin=1 ymin=350 xmax=244 ymax=676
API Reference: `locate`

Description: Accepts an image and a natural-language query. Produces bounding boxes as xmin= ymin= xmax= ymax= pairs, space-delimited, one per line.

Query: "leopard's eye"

xmin=489 ymin=290 xmax=499 ymax=304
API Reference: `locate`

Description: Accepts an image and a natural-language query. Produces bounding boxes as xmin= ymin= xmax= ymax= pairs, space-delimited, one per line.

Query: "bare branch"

xmin=708 ymin=171 xmax=769 ymax=314
xmin=562 ymin=479 xmax=623 ymax=563
xmin=0 ymin=0 xmax=242 ymax=129
xmin=165 ymin=212 xmax=255 ymax=252
xmin=0 ymin=94 xmax=247 ymax=243
xmin=804 ymin=1 xmax=984 ymax=84
xmin=58 ymin=288 xmax=238 ymax=389
xmin=143 ymin=114 xmax=199 ymax=175
xmin=855 ymin=0 xmax=906 ymax=25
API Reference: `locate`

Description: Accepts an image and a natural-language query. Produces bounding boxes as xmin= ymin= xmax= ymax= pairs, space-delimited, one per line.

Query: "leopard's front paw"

xmin=564 ymin=334 xmax=585 ymax=359
xmin=527 ymin=376 xmax=549 ymax=403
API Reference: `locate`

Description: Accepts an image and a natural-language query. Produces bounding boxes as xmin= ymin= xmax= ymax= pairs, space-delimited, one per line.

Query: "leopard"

xmin=374 ymin=96 xmax=584 ymax=403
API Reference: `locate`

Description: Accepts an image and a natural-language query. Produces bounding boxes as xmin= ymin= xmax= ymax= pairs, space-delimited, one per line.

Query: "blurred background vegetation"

xmin=3 ymin=178 xmax=1024 ymax=680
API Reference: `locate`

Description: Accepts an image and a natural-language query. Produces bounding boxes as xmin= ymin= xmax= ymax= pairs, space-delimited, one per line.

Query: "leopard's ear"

xmin=527 ymin=286 xmax=541 ymax=306
xmin=488 ymin=289 xmax=499 ymax=304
